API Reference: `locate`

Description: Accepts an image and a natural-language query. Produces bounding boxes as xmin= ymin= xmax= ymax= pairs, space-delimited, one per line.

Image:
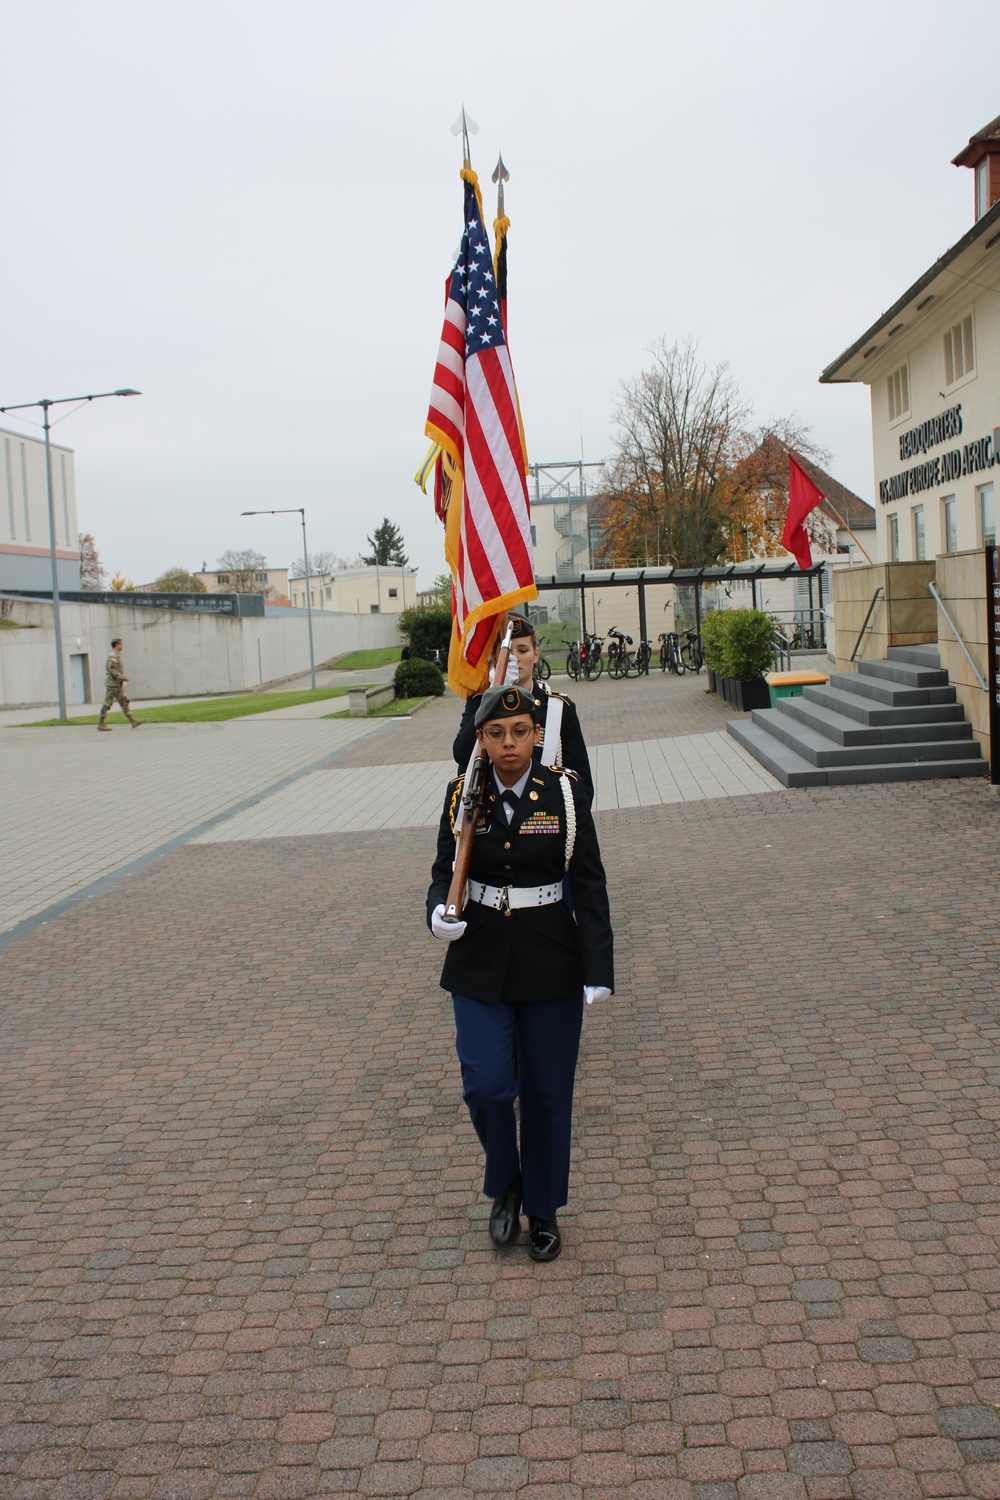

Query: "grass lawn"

xmin=21 ymin=684 xmax=368 ymax=727
xmin=325 ymin=646 xmax=402 ymax=670
xmin=325 ymin=695 xmax=430 ymax=719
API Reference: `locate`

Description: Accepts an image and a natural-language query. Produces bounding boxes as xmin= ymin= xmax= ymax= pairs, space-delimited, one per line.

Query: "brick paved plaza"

xmin=2 ymin=674 xmax=1000 ymax=1499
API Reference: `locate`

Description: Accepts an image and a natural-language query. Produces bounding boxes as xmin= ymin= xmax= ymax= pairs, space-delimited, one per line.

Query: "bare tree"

xmin=79 ymin=532 xmax=106 ymax=589
xmin=216 ymin=548 xmax=268 ymax=593
xmin=289 ymin=550 xmax=350 ymax=578
xmin=602 ymin=338 xmax=750 ymax=569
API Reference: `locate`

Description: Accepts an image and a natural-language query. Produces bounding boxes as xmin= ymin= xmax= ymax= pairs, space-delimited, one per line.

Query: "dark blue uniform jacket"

xmin=427 ymin=764 xmax=614 ymax=1005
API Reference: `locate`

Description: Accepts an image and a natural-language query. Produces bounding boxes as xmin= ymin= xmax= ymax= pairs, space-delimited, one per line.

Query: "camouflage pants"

xmin=100 ymin=686 xmax=132 ymax=721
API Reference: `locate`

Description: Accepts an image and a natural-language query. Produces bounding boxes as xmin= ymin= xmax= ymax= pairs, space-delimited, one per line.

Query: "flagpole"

xmin=816 ymin=497 xmax=874 ymax=565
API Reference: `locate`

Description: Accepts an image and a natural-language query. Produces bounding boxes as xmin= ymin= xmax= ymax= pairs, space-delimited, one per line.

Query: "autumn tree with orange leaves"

xmin=592 ymin=339 xmax=832 ymax=568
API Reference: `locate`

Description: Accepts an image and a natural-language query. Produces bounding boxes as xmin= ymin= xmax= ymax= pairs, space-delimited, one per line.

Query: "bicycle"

xmin=606 ymin=626 xmax=633 ymax=679
xmin=679 ymin=629 xmax=703 ymax=673
xmin=562 ymin=639 xmax=581 ymax=680
xmin=625 ymin=637 xmax=652 ymax=677
xmin=581 ymin=632 xmax=604 ymax=680
xmin=659 ymin=631 xmax=683 ymax=674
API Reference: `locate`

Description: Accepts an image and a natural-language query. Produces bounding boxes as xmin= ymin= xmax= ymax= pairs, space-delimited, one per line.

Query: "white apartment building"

xmin=0 ymin=426 xmax=80 ymax=592
xmin=288 ymin=564 xmax=418 ymax=614
xmin=821 ymin=113 xmax=1000 ymax=562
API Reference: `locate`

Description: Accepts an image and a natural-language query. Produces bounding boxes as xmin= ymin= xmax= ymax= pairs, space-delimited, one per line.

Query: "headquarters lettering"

xmin=898 ymin=404 xmax=962 ymax=461
xmin=879 ymin=427 xmax=995 ymax=506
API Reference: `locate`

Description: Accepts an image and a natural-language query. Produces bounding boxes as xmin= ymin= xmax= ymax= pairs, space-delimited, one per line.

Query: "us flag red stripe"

xmin=426 ymin=171 xmax=535 ymax=693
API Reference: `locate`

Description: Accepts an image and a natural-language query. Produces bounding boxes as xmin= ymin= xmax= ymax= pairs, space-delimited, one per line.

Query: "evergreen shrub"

xmin=394 ymin=658 xmax=445 ymax=697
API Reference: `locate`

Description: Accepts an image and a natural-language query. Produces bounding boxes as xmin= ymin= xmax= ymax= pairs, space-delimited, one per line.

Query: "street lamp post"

xmin=241 ymin=507 xmax=316 ymax=690
xmin=0 ymin=388 xmax=141 ymax=723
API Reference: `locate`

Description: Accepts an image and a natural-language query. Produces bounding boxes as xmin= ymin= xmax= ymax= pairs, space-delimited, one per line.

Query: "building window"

xmin=217 ymin=574 xmax=230 ymax=585
xmin=886 ymin=363 xmax=909 ymax=422
xmin=60 ymin=453 xmax=70 ymax=546
xmin=20 ymin=443 xmax=30 ymax=540
xmin=325 ymin=586 xmax=331 ymax=599
xmin=888 ymin=513 xmax=899 ymax=561
xmin=977 ymin=159 xmax=989 ymax=220
xmin=388 ymin=587 xmax=398 ymax=598
xmin=943 ymin=314 xmax=975 ymax=386
xmin=530 ymin=524 xmax=537 ymax=546
xmin=370 ymin=603 xmax=380 ymax=613
xmin=4 ymin=438 xmax=14 ymax=539
xmin=978 ymin=482 xmax=996 ymax=546
xmin=942 ymin=496 xmax=958 ymax=553
xmin=912 ymin=505 xmax=925 ymax=561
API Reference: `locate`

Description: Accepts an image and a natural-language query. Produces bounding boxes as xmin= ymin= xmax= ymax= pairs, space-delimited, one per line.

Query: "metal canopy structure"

xmin=532 ymin=561 xmax=829 ymax=646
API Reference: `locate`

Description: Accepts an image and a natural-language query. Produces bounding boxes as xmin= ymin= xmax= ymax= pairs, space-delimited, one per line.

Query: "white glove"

xmin=504 ymin=656 xmax=520 ymax=686
xmin=584 ymin=985 xmax=612 ymax=1006
xmin=431 ymin=903 xmax=467 ymax=942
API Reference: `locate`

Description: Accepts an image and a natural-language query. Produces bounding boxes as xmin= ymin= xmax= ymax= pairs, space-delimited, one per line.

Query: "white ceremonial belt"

xmin=468 ymin=879 xmax=563 ymax=911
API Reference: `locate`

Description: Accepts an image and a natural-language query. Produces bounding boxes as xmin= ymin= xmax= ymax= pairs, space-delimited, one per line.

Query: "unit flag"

xmin=783 ymin=455 xmax=825 ymax=571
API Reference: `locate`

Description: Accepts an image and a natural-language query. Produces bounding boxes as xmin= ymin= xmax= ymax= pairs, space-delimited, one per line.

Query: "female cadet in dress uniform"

xmin=428 ymin=685 xmax=613 ymax=1262
xmin=452 ymin=616 xmax=594 ymax=805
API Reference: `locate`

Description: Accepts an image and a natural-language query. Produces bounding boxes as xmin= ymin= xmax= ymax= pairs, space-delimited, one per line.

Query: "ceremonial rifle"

xmin=442 ymin=619 xmax=515 ymax=923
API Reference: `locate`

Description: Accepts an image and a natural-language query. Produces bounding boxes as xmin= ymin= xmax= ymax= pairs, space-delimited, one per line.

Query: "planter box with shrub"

xmin=701 ymin=607 xmax=775 ymax=713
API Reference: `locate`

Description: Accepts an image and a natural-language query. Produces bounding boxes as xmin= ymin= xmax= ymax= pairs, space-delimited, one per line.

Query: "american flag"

xmin=426 ymin=172 xmax=535 ymax=694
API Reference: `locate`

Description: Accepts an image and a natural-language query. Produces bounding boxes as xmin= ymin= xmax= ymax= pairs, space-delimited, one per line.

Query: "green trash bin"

xmin=765 ymin=670 xmax=829 ymax=708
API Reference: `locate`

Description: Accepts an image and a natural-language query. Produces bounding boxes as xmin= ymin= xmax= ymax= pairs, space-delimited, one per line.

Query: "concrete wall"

xmin=934 ymin=549 xmax=989 ymax=752
xmin=0 ymin=598 xmax=402 ymax=707
xmin=832 ymin=561 xmax=937 ymax=670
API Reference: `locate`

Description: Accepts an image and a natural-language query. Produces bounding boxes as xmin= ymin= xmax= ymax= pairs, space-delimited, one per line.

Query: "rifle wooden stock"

xmin=442 ymin=622 xmax=514 ymax=921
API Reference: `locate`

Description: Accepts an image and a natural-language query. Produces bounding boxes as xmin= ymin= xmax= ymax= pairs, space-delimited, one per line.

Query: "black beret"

xmin=508 ymin=615 xmax=535 ymax=639
xmin=474 ymin=685 xmax=538 ymax=729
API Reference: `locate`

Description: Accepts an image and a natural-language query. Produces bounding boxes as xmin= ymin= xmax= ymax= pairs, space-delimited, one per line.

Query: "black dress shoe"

xmin=527 ymin=1216 xmax=561 ymax=1262
xmin=488 ymin=1178 xmax=522 ymax=1247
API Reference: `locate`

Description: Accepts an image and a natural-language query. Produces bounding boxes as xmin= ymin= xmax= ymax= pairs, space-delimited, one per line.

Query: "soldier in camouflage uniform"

xmin=97 ymin=638 xmax=143 ymax=730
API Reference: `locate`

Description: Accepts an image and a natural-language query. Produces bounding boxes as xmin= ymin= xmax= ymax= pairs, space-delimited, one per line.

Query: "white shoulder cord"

xmin=539 ymin=686 xmax=564 ymax=770
xmin=559 ymin=772 xmax=576 ymax=871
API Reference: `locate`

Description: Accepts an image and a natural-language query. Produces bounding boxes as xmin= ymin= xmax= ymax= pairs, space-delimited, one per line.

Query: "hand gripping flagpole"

xmin=442 ymin=619 xmax=515 ymax=923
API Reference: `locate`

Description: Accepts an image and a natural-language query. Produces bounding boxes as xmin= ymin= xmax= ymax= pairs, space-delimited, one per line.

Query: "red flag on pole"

xmin=783 ymin=455 xmax=825 ymax=570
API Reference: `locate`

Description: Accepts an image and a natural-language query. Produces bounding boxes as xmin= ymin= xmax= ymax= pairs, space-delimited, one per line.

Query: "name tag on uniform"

xmin=519 ymin=811 xmax=560 ymax=835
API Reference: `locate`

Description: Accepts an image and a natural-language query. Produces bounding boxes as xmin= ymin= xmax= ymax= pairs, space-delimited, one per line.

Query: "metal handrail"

xmin=850 ymin=586 xmax=884 ymax=662
xmin=927 ymin=581 xmax=987 ymax=692
xmin=772 ymin=628 xmax=793 ymax=672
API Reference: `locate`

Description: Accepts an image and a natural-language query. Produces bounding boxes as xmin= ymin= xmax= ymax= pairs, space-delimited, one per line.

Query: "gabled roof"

xmin=820 ymin=196 xmax=1000 ymax=383
xmin=747 ymin=436 xmax=876 ymax=529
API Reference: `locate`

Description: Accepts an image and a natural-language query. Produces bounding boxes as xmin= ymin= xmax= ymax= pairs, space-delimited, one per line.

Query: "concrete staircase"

xmin=728 ymin=645 xmax=985 ymax=788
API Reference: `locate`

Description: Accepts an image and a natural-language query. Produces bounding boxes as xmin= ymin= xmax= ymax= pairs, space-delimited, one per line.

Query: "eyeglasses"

xmin=482 ymin=723 xmax=534 ymax=742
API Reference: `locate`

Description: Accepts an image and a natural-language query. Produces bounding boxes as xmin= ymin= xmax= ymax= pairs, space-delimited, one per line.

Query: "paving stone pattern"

xmin=2 ymin=776 xmax=1000 ymax=1496
xmin=334 ymin=669 xmax=736 ymax=769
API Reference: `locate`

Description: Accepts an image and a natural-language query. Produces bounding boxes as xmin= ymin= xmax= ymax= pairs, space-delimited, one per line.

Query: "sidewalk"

xmin=2 ymin=671 xmax=999 ymax=1498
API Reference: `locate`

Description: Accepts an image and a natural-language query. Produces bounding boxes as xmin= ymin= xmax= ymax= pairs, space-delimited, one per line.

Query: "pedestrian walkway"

xmin=0 ymin=671 xmax=774 ymax=936
xmin=3 ymin=667 xmax=999 ymax=1498
xmin=0 ymin=715 xmax=392 ymax=936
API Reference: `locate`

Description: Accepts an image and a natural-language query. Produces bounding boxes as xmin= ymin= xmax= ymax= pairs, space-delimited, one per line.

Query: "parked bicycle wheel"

xmin=608 ymin=648 xmax=627 ymax=679
xmin=666 ymin=636 xmax=683 ymax=675
xmin=536 ymin=656 xmax=551 ymax=681
xmin=659 ymin=641 xmax=669 ymax=672
xmin=624 ymin=650 xmax=639 ymax=678
xmin=565 ymin=651 xmax=579 ymax=680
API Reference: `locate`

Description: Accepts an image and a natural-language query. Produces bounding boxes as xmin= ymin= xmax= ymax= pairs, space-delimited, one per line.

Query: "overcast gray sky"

xmin=2 ymin=0 xmax=998 ymax=588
